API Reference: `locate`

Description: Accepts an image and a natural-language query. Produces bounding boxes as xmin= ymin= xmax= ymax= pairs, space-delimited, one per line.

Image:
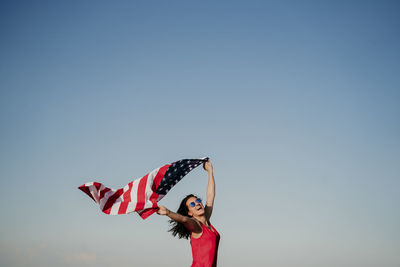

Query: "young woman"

xmin=157 ymin=160 xmax=220 ymax=267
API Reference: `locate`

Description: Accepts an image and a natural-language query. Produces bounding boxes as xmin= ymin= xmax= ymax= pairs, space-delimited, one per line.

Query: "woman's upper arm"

xmin=184 ymin=217 xmax=202 ymax=234
xmin=205 ymin=203 xmax=214 ymax=221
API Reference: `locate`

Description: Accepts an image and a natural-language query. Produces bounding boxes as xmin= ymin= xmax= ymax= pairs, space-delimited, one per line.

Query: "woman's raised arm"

xmin=203 ymin=160 xmax=215 ymax=221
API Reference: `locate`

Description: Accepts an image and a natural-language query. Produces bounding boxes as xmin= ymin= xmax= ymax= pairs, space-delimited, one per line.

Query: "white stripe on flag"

xmin=127 ymin=179 xmax=140 ymax=213
xmin=143 ymin=167 xmax=160 ymax=209
xmin=100 ymin=189 xmax=116 ymax=211
xmin=88 ymin=186 xmax=99 ymax=204
xmin=110 ymin=201 xmax=121 ymax=215
xmin=96 ymin=184 xmax=106 ymax=203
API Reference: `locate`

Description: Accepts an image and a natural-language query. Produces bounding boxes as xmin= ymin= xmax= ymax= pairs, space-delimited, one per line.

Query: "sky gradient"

xmin=1 ymin=1 xmax=399 ymax=266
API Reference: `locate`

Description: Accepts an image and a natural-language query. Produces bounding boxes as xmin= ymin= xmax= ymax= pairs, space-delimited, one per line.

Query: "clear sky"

xmin=1 ymin=1 xmax=399 ymax=266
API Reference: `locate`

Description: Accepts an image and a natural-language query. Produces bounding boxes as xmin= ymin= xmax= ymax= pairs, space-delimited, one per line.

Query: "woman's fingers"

xmin=157 ymin=205 xmax=168 ymax=215
xmin=203 ymin=161 xmax=213 ymax=172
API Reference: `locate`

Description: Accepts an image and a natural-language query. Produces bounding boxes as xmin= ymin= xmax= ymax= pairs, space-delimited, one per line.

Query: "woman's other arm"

xmin=157 ymin=205 xmax=202 ymax=233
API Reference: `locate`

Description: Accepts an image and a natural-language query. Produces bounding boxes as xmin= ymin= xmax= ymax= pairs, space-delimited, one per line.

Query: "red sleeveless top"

xmin=190 ymin=223 xmax=220 ymax=267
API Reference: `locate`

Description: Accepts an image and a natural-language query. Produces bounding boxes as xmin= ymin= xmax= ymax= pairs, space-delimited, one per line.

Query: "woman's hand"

xmin=203 ymin=160 xmax=213 ymax=173
xmin=157 ymin=205 xmax=169 ymax=216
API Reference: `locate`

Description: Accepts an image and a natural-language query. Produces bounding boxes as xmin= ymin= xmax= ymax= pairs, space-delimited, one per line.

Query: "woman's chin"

xmin=196 ymin=210 xmax=205 ymax=216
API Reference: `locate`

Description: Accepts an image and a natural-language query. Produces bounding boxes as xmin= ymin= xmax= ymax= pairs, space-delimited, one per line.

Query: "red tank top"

xmin=190 ymin=223 xmax=220 ymax=267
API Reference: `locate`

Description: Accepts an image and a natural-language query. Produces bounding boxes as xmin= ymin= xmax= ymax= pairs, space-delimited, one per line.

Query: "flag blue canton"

xmin=156 ymin=158 xmax=209 ymax=195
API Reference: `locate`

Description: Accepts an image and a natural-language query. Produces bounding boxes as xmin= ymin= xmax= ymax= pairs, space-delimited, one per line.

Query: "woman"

xmin=157 ymin=160 xmax=220 ymax=267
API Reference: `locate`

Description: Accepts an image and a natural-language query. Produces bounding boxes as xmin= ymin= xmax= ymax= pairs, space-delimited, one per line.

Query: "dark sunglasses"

xmin=189 ymin=198 xmax=202 ymax=207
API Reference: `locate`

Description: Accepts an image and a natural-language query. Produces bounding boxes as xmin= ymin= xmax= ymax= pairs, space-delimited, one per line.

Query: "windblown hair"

xmin=168 ymin=194 xmax=198 ymax=239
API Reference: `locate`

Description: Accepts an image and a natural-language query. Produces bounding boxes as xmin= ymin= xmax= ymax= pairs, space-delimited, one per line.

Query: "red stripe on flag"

xmin=99 ymin=187 xmax=111 ymax=200
xmin=138 ymin=208 xmax=158 ymax=219
xmin=118 ymin=181 xmax=133 ymax=214
xmin=147 ymin=164 xmax=171 ymax=209
xmin=152 ymin=164 xmax=170 ymax=191
xmin=93 ymin=182 xmax=101 ymax=190
xmin=135 ymin=174 xmax=149 ymax=211
xmin=78 ymin=185 xmax=96 ymax=202
xmin=102 ymin=188 xmax=124 ymax=214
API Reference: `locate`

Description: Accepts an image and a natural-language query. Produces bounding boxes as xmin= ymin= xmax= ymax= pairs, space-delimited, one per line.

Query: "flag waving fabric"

xmin=78 ymin=157 xmax=209 ymax=219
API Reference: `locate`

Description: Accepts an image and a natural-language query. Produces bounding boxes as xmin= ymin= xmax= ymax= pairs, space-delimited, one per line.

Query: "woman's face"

xmin=186 ymin=196 xmax=204 ymax=217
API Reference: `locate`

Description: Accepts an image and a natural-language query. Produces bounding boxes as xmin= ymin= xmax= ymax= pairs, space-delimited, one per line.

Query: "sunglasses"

xmin=189 ymin=198 xmax=202 ymax=207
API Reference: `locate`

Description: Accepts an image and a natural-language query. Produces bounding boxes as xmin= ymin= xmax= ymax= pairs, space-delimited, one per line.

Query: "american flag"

xmin=78 ymin=157 xmax=209 ymax=219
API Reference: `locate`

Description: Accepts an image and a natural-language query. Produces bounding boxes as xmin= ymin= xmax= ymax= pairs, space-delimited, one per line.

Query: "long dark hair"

xmin=168 ymin=194 xmax=198 ymax=239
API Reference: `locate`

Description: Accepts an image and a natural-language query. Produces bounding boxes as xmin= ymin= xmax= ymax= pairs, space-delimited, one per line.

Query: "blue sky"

xmin=1 ymin=1 xmax=399 ymax=266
